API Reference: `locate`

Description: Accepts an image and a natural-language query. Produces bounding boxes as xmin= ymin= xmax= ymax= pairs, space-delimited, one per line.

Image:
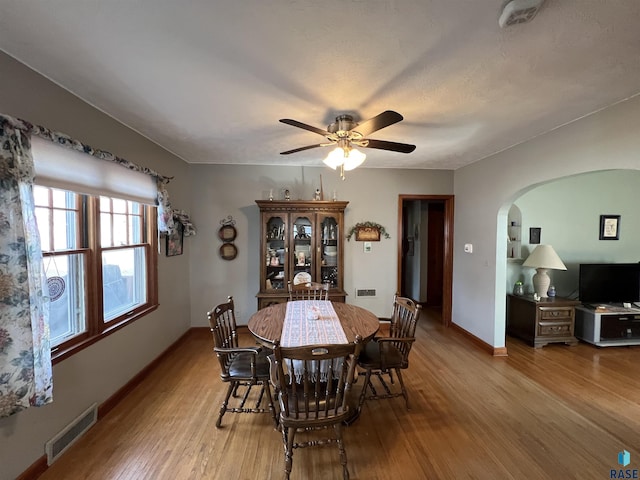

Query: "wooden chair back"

xmin=288 ymin=281 xmax=330 ymax=301
xmin=388 ymin=294 xmax=422 ymax=366
xmin=356 ymin=294 xmax=421 ymax=411
xmin=208 ymin=295 xmax=239 ymax=348
xmin=272 ymin=338 xmax=361 ymax=423
xmin=207 ymin=296 xmax=276 ymax=427
xmin=270 ymin=337 xmax=362 ymax=479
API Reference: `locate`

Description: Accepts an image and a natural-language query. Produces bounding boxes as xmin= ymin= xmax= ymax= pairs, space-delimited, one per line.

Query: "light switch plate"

xmin=364 ymin=242 xmax=372 ymax=253
xmin=464 ymin=243 xmax=473 ymax=253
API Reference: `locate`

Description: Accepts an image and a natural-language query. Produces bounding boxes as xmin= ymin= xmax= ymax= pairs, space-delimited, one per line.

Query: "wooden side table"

xmin=507 ymin=294 xmax=579 ymax=348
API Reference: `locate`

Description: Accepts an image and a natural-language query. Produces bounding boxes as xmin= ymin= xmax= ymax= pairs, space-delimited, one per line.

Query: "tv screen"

xmin=579 ymin=263 xmax=640 ymax=305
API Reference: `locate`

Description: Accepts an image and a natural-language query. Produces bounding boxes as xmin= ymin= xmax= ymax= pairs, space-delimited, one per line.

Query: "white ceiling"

xmin=1 ymin=1 xmax=639 ymax=171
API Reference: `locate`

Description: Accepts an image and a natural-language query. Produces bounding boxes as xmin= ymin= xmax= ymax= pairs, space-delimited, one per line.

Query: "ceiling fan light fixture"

xmin=323 ymin=147 xmax=346 ymax=170
xmin=343 ymin=148 xmax=366 ymax=171
xmin=323 ymin=147 xmax=366 ymax=175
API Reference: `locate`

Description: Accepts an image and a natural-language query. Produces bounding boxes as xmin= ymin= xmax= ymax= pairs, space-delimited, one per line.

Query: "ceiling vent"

xmin=499 ymin=0 xmax=545 ymax=28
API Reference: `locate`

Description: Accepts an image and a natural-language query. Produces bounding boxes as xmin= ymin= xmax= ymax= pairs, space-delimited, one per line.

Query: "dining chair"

xmin=288 ymin=280 xmax=330 ymax=301
xmin=357 ymin=294 xmax=422 ymax=411
xmin=207 ymin=296 xmax=277 ymax=428
xmin=269 ymin=337 xmax=363 ymax=480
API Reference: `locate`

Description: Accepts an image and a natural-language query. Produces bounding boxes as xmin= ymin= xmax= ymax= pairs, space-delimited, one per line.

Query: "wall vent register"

xmin=356 ymin=289 xmax=376 ymax=297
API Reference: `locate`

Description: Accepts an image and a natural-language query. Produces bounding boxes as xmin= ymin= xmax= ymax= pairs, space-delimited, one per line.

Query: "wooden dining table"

xmin=247 ymin=301 xmax=380 ymax=347
xmin=249 ymin=301 xmax=379 ymax=425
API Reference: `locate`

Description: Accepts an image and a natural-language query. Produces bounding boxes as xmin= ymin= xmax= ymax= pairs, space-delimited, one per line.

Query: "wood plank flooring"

xmin=37 ymin=310 xmax=640 ymax=479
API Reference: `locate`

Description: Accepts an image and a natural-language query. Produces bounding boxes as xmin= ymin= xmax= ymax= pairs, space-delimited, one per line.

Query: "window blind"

xmin=32 ymin=136 xmax=157 ymax=205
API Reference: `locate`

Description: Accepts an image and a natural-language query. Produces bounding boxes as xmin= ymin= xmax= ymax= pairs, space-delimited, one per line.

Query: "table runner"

xmin=281 ymin=300 xmax=347 ymax=383
xmin=281 ymin=300 xmax=347 ymax=347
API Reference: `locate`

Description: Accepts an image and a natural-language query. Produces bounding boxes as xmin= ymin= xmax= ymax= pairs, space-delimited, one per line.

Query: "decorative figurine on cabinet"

xmin=296 ymin=225 xmax=309 ymax=239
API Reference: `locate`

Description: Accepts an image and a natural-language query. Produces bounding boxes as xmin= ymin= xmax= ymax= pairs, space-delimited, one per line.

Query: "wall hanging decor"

xmin=599 ymin=214 xmax=620 ymax=240
xmin=346 ymin=221 xmax=390 ymax=242
xmin=45 ymin=255 xmax=66 ymax=300
xmin=218 ymin=220 xmax=237 ymax=242
xmin=219 ymin=215 xmax=238 ymax=260
xmin=220 ymin=243 xmax=238 ymax=261
xmin=529 ymin=227 xmax=541 ymax=244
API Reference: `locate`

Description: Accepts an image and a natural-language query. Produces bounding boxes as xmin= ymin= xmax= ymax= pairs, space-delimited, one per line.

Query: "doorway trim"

xmin=397 ymin=194 xmax=454 ymax=326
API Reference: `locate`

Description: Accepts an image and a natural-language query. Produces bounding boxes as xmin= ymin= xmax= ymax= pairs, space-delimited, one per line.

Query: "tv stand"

xmin=575 ymin=305 xmax=640 ymax=347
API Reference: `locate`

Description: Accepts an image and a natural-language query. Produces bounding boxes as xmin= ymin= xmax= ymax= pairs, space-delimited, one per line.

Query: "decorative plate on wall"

xmin=219 ymin=243 xmax=238 ymax=261
xmin=218 ymin=224 xmax=237 ymax=242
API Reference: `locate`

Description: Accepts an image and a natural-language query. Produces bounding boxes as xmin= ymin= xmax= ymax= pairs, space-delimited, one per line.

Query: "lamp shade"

xmin=522 ymin=245 xmax=567 ymax=270
xmin=522 ymin=245 xmax=566 ymax=298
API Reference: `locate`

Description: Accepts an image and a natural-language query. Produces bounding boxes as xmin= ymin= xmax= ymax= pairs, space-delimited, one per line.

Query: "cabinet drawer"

xmin=539 ymin=307 xmax=573 ymax=320
xmin=538 ymin=322 xmax=572 ymax=337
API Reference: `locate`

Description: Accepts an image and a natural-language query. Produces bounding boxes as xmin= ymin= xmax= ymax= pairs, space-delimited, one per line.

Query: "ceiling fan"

xmin=279 ymin=110 xmax=416 ymax=179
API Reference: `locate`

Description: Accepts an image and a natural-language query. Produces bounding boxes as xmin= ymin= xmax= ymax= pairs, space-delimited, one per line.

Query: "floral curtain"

xmin=0 ymin=115 xmax=53 ymax=417
xmin=172 ymin=209 xmax=196 ymax=237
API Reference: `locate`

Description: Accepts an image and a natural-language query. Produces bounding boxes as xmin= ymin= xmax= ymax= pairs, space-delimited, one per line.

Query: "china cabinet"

xmin=256 ymin=200 xmax=348 ymax=309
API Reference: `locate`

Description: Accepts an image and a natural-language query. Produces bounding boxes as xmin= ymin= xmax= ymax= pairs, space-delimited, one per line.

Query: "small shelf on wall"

xmin=507 ymin=205 xmax=522 ymax=260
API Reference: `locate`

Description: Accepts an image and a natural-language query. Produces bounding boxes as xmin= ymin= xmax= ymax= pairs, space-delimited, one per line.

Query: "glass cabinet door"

xmin=319 ymin=214 xmax=339 ymax=288
xmin=291 ymin=215 xmax=313 ymax=286
xmin=264 ymin=214 xmax=287 ymax=291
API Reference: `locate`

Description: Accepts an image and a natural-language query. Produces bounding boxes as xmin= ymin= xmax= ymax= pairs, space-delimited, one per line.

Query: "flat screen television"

xmin=578 ymin=263 xmax=640 ymax=305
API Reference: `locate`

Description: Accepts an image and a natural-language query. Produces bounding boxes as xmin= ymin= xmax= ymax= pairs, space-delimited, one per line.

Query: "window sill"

xmin=51 ymin=303 xmax=159 ymax=365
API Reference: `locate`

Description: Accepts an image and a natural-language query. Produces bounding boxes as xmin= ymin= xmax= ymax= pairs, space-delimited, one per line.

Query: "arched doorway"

xmin=500 ymin=169 xmax=640 ymax=345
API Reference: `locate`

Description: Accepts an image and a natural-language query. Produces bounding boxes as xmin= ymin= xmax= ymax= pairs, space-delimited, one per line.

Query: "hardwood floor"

xmin=37 ymin=310 xmax=640 ymax=479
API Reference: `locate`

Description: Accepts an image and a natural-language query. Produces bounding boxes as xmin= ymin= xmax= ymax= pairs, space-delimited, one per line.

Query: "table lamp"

xmin=522 ymin=244 xmax=566 ymax=298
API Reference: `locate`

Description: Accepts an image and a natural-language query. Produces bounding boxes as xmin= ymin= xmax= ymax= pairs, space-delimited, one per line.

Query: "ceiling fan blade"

xmin=279 ymin=119 xmax=329 ymax=137
xmin=353 ymin=110 xmax=404 ymax=137
xmin=364 ymin=139 xmax=416 ymax=154
xmin=280 ymin=144 xmax=325 ymax=155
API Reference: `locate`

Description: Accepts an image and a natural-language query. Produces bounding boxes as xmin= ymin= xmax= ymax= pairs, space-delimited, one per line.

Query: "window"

xmin=100 ymin=196 xmax=147 ymax=322
xmin=34 ymin=185 xmax=158 ymax=361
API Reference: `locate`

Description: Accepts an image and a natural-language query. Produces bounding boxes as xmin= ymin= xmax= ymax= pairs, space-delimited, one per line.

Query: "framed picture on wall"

xmin=355 ymin=226 xmax=381 ymax=241
xmin=599 ymin=214 xmax=620 ymax=240
xmin=529 ymin=227 xmax=541 ymax=244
